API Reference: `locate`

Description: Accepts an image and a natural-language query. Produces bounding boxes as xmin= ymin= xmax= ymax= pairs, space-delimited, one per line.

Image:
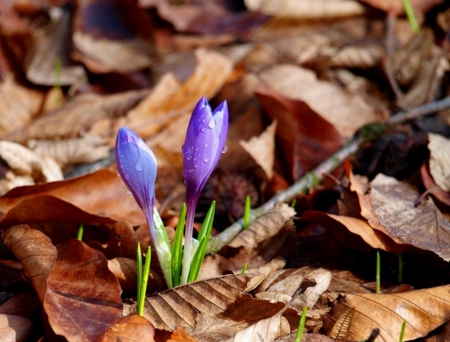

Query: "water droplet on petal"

xmin=222 ymin=144 xmax=228 ymax=154
xmin=208 ymin=119 xmax=215 ymax=128
xmin=202 ymin=118 xmax=206 ymax=123
xmin=124 ymin=173 xmax=130 ymax=180
xmin=187 ymin=154 xmax=192 ymax=160
xmin=203 ymin=158 xmax=209 ymax=163
xmin=125 ymin=187 xmax=132 ymax=195
xmin=204 ymin=143 xmax=208 ymax=148
xmin=135 ymin=162 xmax=143 ymax=171
xmin=195 ymin=147 xmax=199 ymax=152
xmin=117 ymin=172 xmax=121 ymax=178
xmin=201 ymin=127 xmax=206 ymax=132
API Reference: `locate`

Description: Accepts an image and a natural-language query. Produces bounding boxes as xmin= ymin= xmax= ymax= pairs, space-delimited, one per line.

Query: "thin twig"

xmin=207 ymin=95 xmax=450 ymax=254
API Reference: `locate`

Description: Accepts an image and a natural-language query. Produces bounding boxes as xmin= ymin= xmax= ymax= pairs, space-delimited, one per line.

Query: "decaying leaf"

xmin=101 ymin=314 xmax=155 ymax=342
xmin=0 ymin=314 xmax=33 ymax=342
xmin=225 ymin=314 xmax=290 ymax=342
xmin=2 ymin=225 xmax=57 ymax=302
xmin=168 ymin=327 xmax=199 ymax=342
xmin=329 ymin=307 xmax=354 ymax=342
xmin=44 ymin=239 xmax=123 ymax=342
xmin=328 ymin=285 xmax=450 ymax=342
xmin=245 ymin=0 xmax=366 ymax=19
xmin=126 ymin=48 xmax=233 ymax=139
xmin=123 ymin=273 xmax=265 ymax=332
xmin=353 ymin=173 xmax=450 ymax=261
xmin=258 ymin=65 xmax=381 ymax=140
xmin=239 ymin=120 xmax=277 ymax=179
xmin=427 ymin=133 xmax=450 ymax=192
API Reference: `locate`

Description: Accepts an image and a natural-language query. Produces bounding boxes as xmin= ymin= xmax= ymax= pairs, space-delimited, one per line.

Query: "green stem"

xmin=294 ymin=306 xmax=308 ymax=342
xmin=376 ymin=251 xmax=381 ymax=294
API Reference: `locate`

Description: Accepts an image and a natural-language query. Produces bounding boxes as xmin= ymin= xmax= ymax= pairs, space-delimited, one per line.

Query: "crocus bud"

xmin=182 ymin=96 xmax=229 ymax=205
xmin=115 ymin=127 xmax=157 ymax=224
xmin=180 ymin=96 xmax=228 ymax=284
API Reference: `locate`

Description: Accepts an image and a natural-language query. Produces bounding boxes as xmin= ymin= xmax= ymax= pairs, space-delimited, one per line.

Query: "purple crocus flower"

xmin=181 ymin=96 xmax=228 ymax=283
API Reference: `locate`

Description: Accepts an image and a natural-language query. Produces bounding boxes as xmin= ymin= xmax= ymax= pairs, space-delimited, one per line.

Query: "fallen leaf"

xmin=44 ymin=239 xmax=123 ymax=342
xmin=122 ymin=273 xmax=265 ymax=331
xmin=0 ymin=169 xmax=145 ymax=226
xmin=0 ymin=291 xmax=40 ymax=318
xmin=255 ymin=83 xmax=342 ymax=180
xmin=168 ymin=327 xmax=199 ymax=342
xmin=358 ymin=0 xmax=444 ymax=15
xmin=0 ymin=314 xmax=33 ymax=342
xmin=225 ymin=314 xmax=290 ymax=342
xmin=101 ymin=314 xmax=155 ymax=342
xmin=239 ymin=120 xmax=277 ymax=179
xmin=2 ymin=224 xmax=57 ymax=302
xmin=353 ymin=173 xmax=450 ymax=261
xmin=327 ymin=285 xmax=450 ymax=342
xmin=427 ymin=133 xmax=450 ymax=192
xmin=244 ymin=0 xmax=366 ymax=19
xmin=258 ymin=64 xmax=381 ymax=140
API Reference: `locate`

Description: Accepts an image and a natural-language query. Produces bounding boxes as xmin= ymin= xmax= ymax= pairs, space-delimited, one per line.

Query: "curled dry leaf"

xmin=44 ymin=239 xmax=123 ymax=342
xmin=122 ymin=273 xmax=265 ymax=332
xmin=0 ymin=169 xmax=145 ymax=226
xmin=101 ymin=314 xmax=155 ymax=342
xmin=3 ymin=90 xmax=147 ymax=145
xmin=358 ymin=0 xmax=444 ymax=15
xmin=427 ymin=133 xmax=450 ymax=192
xmin=258 ymin=65 xmax=380 ymax=140
xmin=0 ymin=291 xmax=41 ymax=318
xmin=225 ymin=314 xmax=290 ymax=342
xmin=327 ymin=285 xmax=450 ymax=342
xmin=353 ymin=173 xmax=450 ymax=261
xmin=239 ymin=120 xmax=277 ymax=179
xmin=126 ymin=48 xmax=233 ymax=139
xmin=1 ymin=225 xmax=57 ymax=302
xmin=168 ymin=327 xmax=199 ymax=342
xmin=256 ymin=267 xmax=332 ymax=310
xmin=0 ymin=314 xmax=33 ymax=342
xmin=28 ymin=135 xmax=110 ymax=168
xmin=245 ymin=0 xmax=366 ymax=19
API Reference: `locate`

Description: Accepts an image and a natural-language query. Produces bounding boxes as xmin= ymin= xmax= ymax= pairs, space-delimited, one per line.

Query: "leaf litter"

xmin=1 ymin=1 xmax=450 ymax=341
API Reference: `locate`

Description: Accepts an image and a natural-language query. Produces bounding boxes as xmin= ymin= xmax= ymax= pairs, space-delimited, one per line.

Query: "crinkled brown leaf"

xmin=0 ymin=169 xmax=145 ymax=226
xmin=239 ymin=120 xmax=277 ymax=179
xmin=358 ymin=0 xmax=444 ymax=15
xmin=225 ymin=314 xmax=290 ymax=342
xmin=255 ymin=83 xmax=342 ymax=180
xmin=0 ymin=314 xmax=33 ymax=342
xmin=44 ymin=239 xmax=123 ymax=342
xmin=123 ymin=273 xmax=265 ymax=332
xmin=327 ymin=285 xmax=450 ymax=342
xmin=168 ymin=327 xmax=199 ymax=342
xmin=2 ymin=225 xmax=57 ymax=302
xmin=329 ymin=307 xmax=354 ymax=342
xmin=3 ymin=90 xmax=146 ymax=145
xmin=353 ymin=173 xmax=450 ymax=261
xmin=101 ymin=314 xmax=155 ymax=342
xmin=126 ymin=48 xmax=233 ymax=139
xmin=245 ymin=0 xmax=366 ymax=19
xmin=427 ymin=133 xmax=450 ymax=192
xmin=0 ymin=291 xmax=40 ymax=318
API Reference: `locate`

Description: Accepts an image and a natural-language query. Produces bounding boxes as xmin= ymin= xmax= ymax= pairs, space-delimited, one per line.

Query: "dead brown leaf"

xmin=327 ymin=285 xmax=450 ymax=342
xmin=0 ymin=291 xmax=40 ymax=318
xmin=239 ymin=120 xmax=277 ymax=179
xmin=427 ymin=133 xmax=450 ymax=192
xmin=0 ymin=314 xmax=33 ymax=342
xmin=225 ymin=314 xmax=290 ymax=342
xmin=358 ymin=0 xmax=444 ymax=15
xmin=44 ymin=239 xmax=123 ymax=342
xmin=101 ymin=314 xmax=155 ymax=342
xmin=122 ymin=273 xmax=265 ymax=332
xmin=2 ymin=224 xmax=57 ymax=302
xmin=168 ymin=327 xmax=199 ymax=342
xmin=353 ymin=173 xmax=450 ymax=261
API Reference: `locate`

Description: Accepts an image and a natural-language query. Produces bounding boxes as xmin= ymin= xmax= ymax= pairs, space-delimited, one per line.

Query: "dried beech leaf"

xmin=168 ymin=327 xmax=199 ymax=342
xmin=0 ymin=314 xmax=33 ymax=342
xmin=239 ymin=120 xmax=277 ymax=179
xmin=353 ymin=173 xmax=450 ymax=261
xmin=101 ymin=314 xmax=155 ymax=342
xmin=428 ymin=133 xmax=450 ymax=192
xmin=328 ymin=45 xmax=384 ymax=69
xmin=0 ymin=74 xmax=44 ymax=137
xmin=358 ymin=0 xmax=444 ymax=15
xmin=256 ymin=267 xmax=332 ymax=310
xmin=2 ymin=225 xmax=57 ymax=302
xmin=122 ymin=273 xmax=265 ymax=331
xmin=225 ymin=315 xmax=290 ymax=342
xmin=44 ymin=239 xmax=123 ymax=342
xmin=0 ymin=291 xmax=41 ymax=318
xmin=329 ymin=307 xmax=354 ymax=341
xmin=126 ymin=48 xmax=233 ymax=139
xmin=0 ymin=169 xmax=145 ymax=226
xmin=3 ymin=90 xmax=146 ymax=145
xmin=245 ymin=0 xmax=366 ymax=19
xmin=329 ymin=285 xmax=450 ymax=341
xmin=259 ymin=65 xmax=380 ymax=140
xmin=28 ymin=135 xmax=110 ymax=168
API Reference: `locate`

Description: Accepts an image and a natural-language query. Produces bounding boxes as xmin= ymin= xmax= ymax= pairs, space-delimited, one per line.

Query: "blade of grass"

xmin=376 ymin=251 xmax=381 ymax=294
xmin=243 ymin=195 xmax=251 ymax=229
xmin=77 ymin=223 xmax=84 ymax=241
xmin=399 ymin=319 xmax=407 ymax=342
xmin=172 ymin=203 xmax=186 ymax=287
xmin=294 ymin=306 xmax=308 ymax=342
xmin=137 ymin=246 xmax=151 ymax=316
xmin=136 ymin=243 xmax=143 ymax=315
xmin=241 ymin=262 xmax=248 ymax=274
xmin=401 ymin=0 xmax=419 ymax=33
